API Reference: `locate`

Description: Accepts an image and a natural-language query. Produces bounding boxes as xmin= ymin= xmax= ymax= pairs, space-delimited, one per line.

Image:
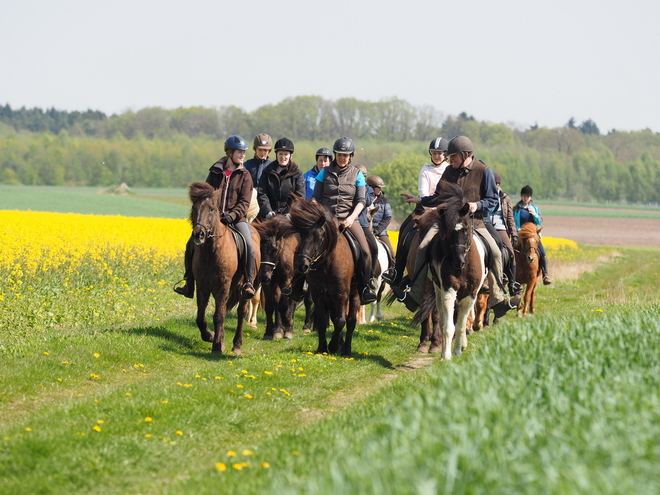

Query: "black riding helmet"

xmin=333 ymin=137 xmax=355 ymax=155
xmin=315 ymin=147 xmax=332 ymax=160
xmin=274 ymin=137 xmax=295 ymax=153
xmin=429 ymin=137 xmax=449 ymax=155
xmin=224 ymin=135 xmax=248 ymax=152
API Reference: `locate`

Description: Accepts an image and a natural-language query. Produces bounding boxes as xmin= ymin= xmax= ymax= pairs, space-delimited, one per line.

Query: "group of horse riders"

xmin=174 ymin=132 xmax=550 ymax=319
xmin=386 ymin=135 xmax=551 ymax=317
xmin=174 ymin=134 xmax=395 ymax=306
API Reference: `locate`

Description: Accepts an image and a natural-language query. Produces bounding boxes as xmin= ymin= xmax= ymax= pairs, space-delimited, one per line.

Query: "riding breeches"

xmin=347 ymin=221 xmax=373 ymax=283
xmin=476 ymin=226 xmax=506 ymax=306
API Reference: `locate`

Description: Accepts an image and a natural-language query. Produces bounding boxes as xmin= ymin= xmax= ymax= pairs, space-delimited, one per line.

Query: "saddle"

xmin=377 ymin=237 xmax=394 ymax=266
xmin=341 ymin=228 xmax=362 ymax=269
xmin=472 ymin=229 xmax=493 ymax=269
xmin=228 ymin=224 xmax=249 ymax=273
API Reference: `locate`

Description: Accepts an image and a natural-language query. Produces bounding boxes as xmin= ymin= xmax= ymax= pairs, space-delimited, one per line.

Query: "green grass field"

xmin=1 ymin=188 xmax=659 ymax=494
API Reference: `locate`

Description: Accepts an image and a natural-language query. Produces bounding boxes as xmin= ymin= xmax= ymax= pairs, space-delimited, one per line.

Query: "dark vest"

xmin=319 ymin=162 xmax=360 ymax=219
xmin=441 ymin=158 xmax=488 ymax=228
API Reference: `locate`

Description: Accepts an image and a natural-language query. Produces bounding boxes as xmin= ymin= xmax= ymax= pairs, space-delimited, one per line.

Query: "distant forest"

xmin=1 ymin=97 xmax=660 ymax=213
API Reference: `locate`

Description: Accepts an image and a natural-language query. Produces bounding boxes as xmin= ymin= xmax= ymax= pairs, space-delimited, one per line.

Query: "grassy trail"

xmin=1 ymin=248 xmax=659 ymax=494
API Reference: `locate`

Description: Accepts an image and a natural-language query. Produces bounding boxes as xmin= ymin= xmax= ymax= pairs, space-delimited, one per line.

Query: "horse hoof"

xmin=273 ymin=332 xmax=283 ymax=339
xmin=416 ymin=344 xmax=429 ymax=354
xmin=232 ymin=348 xmax=242 ymax=356
xmin=201 ymin=332 xmax=214 ymax=343
xmin=428 ymin=345 xmax=441 ymax=354
xmin=247 ymin=323 xmax=257 ymax=329
xmin=212 ymin=345 xmax=223 ymax=354
xmin=263 ymin=334 xmax=274 ymax=341
xmin=284 ymin=331 xmax=293 ymax=339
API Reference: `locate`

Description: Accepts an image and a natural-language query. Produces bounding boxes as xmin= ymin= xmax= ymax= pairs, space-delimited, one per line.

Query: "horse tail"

xmin=412 ymin=290 xmax=436 ymax=327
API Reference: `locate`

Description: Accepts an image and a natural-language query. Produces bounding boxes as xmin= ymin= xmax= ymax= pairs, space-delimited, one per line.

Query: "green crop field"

xmin=1 ymin=188 xmax=659 ymax=494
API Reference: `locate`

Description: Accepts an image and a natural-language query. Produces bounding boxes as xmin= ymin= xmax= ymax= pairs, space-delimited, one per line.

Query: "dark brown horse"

xmin=415 ymin=181 xmax=488 ymax=360
xmin=286 ymin=198 xmax=360 ymax=357
xmin=515 ymin=223 xmax=543 ymax=316
xmin=253 ymin=216 xmax=312 ymax=340
xmin=188 ymin=181 xmax=260 ymax=355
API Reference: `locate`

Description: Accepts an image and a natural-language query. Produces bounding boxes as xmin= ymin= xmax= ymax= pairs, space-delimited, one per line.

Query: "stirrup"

xmin=361 ymin=287 xmax=377 ymax=305
xmin=543 ymin=276 xmax=552 ymax=285
xmin=242 ymin=282 xmax=255 ymax=298
xmin=509 ymin=281 xmax=523 ymax=296
xmin=173 ymin=279 xmax=194 ymax=299
xmin=382 ymin=268 xmax=397 ymax=283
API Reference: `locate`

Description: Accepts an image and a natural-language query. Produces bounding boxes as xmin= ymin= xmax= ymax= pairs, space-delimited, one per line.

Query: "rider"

xmin=383 ymin=137 xmax=449 ymax=285
xmin=491 ymin=173 xmax=522 ymax=296
xmin=257 ymin=137 xmax=305 ymax=219
xmin=394 ymin=136 xmax=518 ymax=315
xmin=513 ymin=185 xmax=552 ymax=285
xmin=244 ymin=133 xmax=273 ymax=187
xmin=174 ymin=135 xmax=257 ymax=299
xmin=367 ymin=175 xmax=396 ymax=272
xmin=312 ymin=137 xmax=378 ymax=304
xmin=303 ymin=147 xmax=332 ymax=200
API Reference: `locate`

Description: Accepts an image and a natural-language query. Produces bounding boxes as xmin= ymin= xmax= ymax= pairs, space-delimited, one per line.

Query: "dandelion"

xmin=292 ymin=450 xmax=299 ymax=455
xmin=93 ymin=353 xmax=100 ymax=358
xmin=25 ymin=428 xmax=32 ymax=432
xmin=264 ymin=371 xmax=273 ymax=375
xmin=90 ymin=373 xmax=99 ymax=379
xmin=144 ymin=417 xmax=153 ymax=422
xmin=215 ymin=462 xmax=227 ymax=471
xmin=43 ymin=352 xmax=49 ymax=355
xmin=227 ymin=450 xmax=236 ymax=457
xmin=161 ymin=400 xmax=168 ymax=404
xmin=145 ymin=434 xmax=152 ymax=438
xmin=57 ymin=378 xmax=62 ymax=382
xmin=176 ymin=431 xmax=183 ymax=436
xmin=261 ymin=462 xmax=270 ymax=468
xmin=232 ymin=463 xmax=243 ymax=470
xmin=241 ymin=370 xmax=248 ymax=374
xmin=214 ymin=376 xmax=224 ymax=380
xmin=92 ymin=426 xmax=101 ymax=432
xmin=96 ymin=420 xmax=104 ymax=424
xmin=242 ymin=449 xmax=253 ymax=456
xmin=125 ymin=392 xmax=132 ymax=396
xmin=61 ymin=361 xmax=70 ymax=364
xmin=243 ymin=394 xmax=253 ymax=399
xmin=237 ymin=384 xmax=244 ymax=389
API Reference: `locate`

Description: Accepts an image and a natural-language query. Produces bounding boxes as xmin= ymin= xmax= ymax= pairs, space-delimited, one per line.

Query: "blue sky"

xmin=2 ymin=0 xmax=659 ymax=133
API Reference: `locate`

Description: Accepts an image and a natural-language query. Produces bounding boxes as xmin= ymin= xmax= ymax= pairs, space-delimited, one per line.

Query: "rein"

xmin=193 ymin=221 xmax=226 ymax=240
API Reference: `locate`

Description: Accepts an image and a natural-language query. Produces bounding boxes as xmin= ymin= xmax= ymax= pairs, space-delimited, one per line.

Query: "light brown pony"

xmin=515 ymin=223 xmax=543 ymax=316
xmin=188 ymin=181 xmax=260 ymax=355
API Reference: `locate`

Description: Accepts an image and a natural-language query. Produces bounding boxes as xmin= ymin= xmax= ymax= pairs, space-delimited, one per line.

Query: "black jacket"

xmin=256 ymin=161 xmax=305 ymax=218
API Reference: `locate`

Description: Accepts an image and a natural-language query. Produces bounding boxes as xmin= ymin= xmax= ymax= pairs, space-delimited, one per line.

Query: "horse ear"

xmin=459 ymin=203 xmax=470 ymax=216
xmin=537 ymin=226 xmax=543 ymax=235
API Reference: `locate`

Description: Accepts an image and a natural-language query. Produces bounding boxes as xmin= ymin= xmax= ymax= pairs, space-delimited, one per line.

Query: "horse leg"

xmin=262 ymin=285 xmax=276 ymax=340
xmin=247 ymin=287 xmax=260 ymax=329
xmin=439 ymin=288 xmax=457 ymax=361
xmin=273 ymin=289 xmax=285 ymax=339
xmin=232 ymin=297 xmax=247 ymax=356
xmin=454 ymin=296 xmax=475 ymax=357
xmin=211 ymin=294 xmax=228 ymax=354
xmin=283 ymin=297 xmax=296 ymax=339
xmin=357 ymin=304 xmax=366 ymax=325
xmin=428 ymin=307 xmax=442 ymax=354
xmin=341 ymin=292 xmax=361 ymax=357
xmin=417 ymin=316 xmax=431 ymax=353
xmin=529 ymin=277 xmax=538 ymax=314
xmin=328 ymin=299 xmax=347 ymax=354
xmin=195 ymin=290 xmax=213 ymax=342
xmin=302 ymin=290 xmax=314 ymax=332
xmin=314 ymin=298 xmax=329 ymax=354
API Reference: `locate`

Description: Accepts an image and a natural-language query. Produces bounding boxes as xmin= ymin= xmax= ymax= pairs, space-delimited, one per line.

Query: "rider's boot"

xmin=506 ymin=262 xmax=523 ymax=296
xmin=242 ymin=251 xmax=256 ymax=298
xmin=174 ymin=237 xmax=195 ymax=299
xmin=540 ymin=251 xmax=552 ymax=285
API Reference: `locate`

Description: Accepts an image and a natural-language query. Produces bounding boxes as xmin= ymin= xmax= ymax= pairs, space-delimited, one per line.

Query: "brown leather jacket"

xmin=205 ymin=156 xmax=253 ymax=224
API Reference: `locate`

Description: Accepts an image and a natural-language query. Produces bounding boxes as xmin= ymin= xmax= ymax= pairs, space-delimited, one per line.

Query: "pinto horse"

xmin=287 ymin=199 xmax=361 ymax=357
xmin=515 ymin=223 xmax=543 ymax=316
xmin=188 ymin=181 xmax=260 ymax=355
xmin=415 ymin=181 xmax=488 ymax=361
xmin=253 ymin=216 xmax=312 ymax=340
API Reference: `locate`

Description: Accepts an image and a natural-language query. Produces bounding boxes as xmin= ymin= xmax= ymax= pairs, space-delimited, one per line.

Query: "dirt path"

xmin=543 ymin=216 xmax=660 ymax=247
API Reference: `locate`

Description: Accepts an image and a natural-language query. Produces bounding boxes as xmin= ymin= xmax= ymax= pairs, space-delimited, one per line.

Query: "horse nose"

xmin=300 ymin=264 xmax=309 ymax=274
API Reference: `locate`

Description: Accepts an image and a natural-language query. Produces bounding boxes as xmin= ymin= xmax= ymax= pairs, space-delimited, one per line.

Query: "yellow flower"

xmin=242 ymin=449 xmax=253 ymax=456
xmin=93 ymin=353 xmax=100 ymax=358
xmin=176 ymin=431 xmax=183 ymax=436
xmin=25 ymin=428 xmax=32 ymax=432
xmin=43 ymin=352 xmax=49 ymax=355
xmin=227 ymin=450 xmax=236 ymax=457
xmin=144 ymin=417 xmax=153 ymax=422
xmin=215 ymin=462 xmax=227 ymax=471
xmin=264 ymin=371 xmax=273 ymax=375
xmin=232 ymin=463 xmax=243 ymax=470
xmin=92 ymin=426 xmax=101 ymax=432
xmin=260 ymin=462 xmax=270 ymax=469
xmin=243 ymin=394 xmax=253 ymax=399
xmin=125 ymin=392 xmax=132 ymax=396
xmin=145 ymin=434 xmax=152 ymax=438
xmin=96 ymin=420 xmax=104 ymax=424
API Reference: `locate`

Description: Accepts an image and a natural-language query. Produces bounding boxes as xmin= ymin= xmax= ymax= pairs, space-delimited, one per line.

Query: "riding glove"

xmin=221 ymin=214 xmax=233 ymax=225
xmin=512 ymin=236 xmax=518 ymax=248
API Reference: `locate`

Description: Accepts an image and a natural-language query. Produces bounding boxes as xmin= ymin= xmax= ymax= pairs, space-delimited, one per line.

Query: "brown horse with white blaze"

xmin=287 ymin=198 xmax=361 ymax=357
xmin=515 ymin=223 xmax=543 ymax=316
xmin=188 ymin=181 xmax=260 ymax=355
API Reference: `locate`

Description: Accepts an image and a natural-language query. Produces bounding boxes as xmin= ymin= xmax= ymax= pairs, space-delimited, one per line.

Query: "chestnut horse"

xmin=188 ymin=181 xmax=260 ymax=355
xmin=287 ymin=199 xmax=361 ymax=357
xmin=415 ymin=181 xmax=488 ymax=361
xmin=254 ymin=216 xmax=312 ymax=340
xmin=515 ymin=223 xmax=543 ymax=316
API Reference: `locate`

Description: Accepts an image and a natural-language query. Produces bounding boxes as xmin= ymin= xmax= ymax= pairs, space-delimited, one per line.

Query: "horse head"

xmin=519 ymin=223 xmax=541 ymax=263
xmin=432 ymin=181 xmax=472 ymax=270
xmin=189 ymin=181 xmax=222 ymax=246
xmin=254 ymin=216 xmax=292 ymax=285
xmin=288 ymin=198 xmax=337 ymax=275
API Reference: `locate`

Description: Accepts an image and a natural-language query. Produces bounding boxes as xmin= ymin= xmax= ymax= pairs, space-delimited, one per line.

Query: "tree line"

xmin=1 ymin=98 xmax=660 ymax=219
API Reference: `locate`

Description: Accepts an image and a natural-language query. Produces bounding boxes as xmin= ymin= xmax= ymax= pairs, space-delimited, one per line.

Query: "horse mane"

xmin=188 ymin=181 xmax=215 ymax=224
xmin=288 ymin=198 xmax=338 ymax=254
xmin=518 ymin=222 xmax=539 ymax=240
xmin=416 ymin=181 xmax=468 ymax=241
xmin=253 ymin=215 xmax=292 ymax=240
